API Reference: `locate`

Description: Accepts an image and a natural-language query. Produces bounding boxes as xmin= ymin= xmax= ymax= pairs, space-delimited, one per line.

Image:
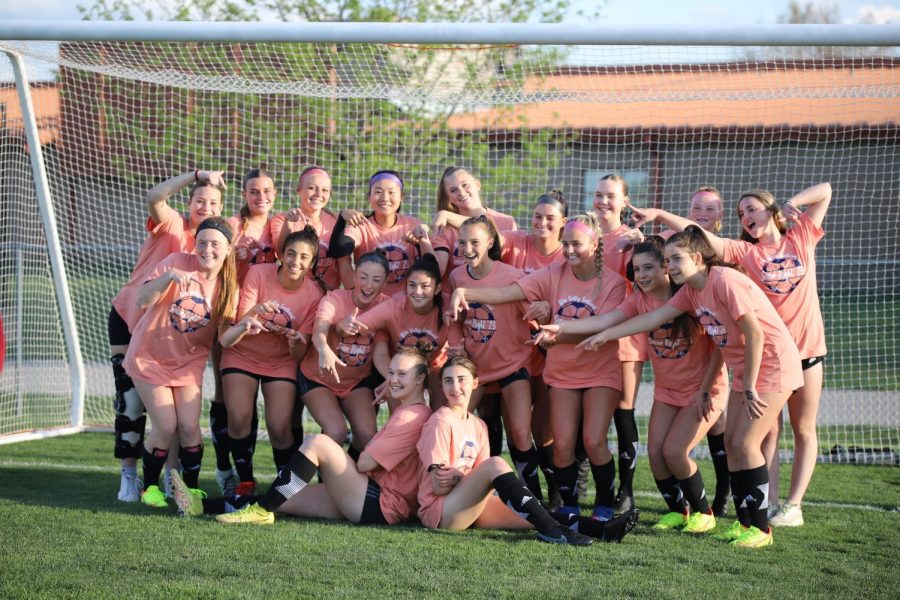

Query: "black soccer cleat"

xmin=613 ymin=489 xmax=634 ymax=514
xmin=537 ymin=526 xmax=594 ymax=547
xmin=601 ymin=508 xmax=640 ymax=543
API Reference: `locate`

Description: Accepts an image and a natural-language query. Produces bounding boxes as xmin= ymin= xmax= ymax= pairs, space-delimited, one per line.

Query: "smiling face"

xmin=457 ymin=222 xmax=493 ymax=269
xmin=532 ymin=202 xmax=566 ymax=241
xmin=592 ymin=178 xmax=627 ymax=225
xmin=195 ymin=227 xmax=231 ymax=273
xmin=297 ymin=172 xmax=331 ymax=213
xmin=689 ymin=191 xmax=723 ymax=233
xmin=188 ymin=186 xmax=223 ymax=228
xmin=663 ymin=242 xmax=702 ymax=286
xmin=560 ymin=226 xmax=598 ymax=269
xmin=352 ymin=260 xmax=388 ymax=307
xmin=388 ymin=352 xmax=427 ymax=403
xmin=443 ymin=170 xmax=482 ymax=214
xmin=441 ymin=363 xmax=478 ymax=411
xmin=369 ymin=178 xmax=403 ymax=220
xmin=281 ymin=239 xmax=316 ymax=282
xmin=737 ymin=195 xmax=778 ymax=241
xmin=405 ymin=269 xmax=438 ymax=312
xmin=242 ymin=176 xmax=276 ymax=217
xmin=631 ymin=251 xmax=669 ymax=294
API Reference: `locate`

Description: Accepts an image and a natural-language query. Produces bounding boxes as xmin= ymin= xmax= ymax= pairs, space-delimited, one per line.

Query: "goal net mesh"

xmin=0 ymin=39 xmax=897 ymax=463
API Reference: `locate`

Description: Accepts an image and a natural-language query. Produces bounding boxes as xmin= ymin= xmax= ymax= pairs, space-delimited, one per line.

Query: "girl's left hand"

xmin=696 ymin=391 xmax=714 ymax=422
xmin=781 ymin=200 xmax=802 ymax=227
xmin=433 ymin=465 xmax=464 ymax=488
xmin=575 ymin=331 xmax=610 ymax=352
xmin=743 ymin=387 xmax=768 ymax=420
xmin=284 ymin=328 xmax=307 ymax=346
xmin=522 ymin=301 xmax=551 ymax=324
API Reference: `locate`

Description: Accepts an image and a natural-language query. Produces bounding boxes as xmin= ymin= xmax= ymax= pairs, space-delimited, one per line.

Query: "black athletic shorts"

xmin=108 ymin=306 xmax=132 ymax=346
xmin=801 ymin=356 xmax=825 ymax=371
xmin=496 ymin=367 xmax=529 ymax=389
xmin=220 ymin=367 xmax=297 ymax=386
xmin=359 ymin=478 xmax=388 ymax=526
xmin=297 ymin=370 xmax=379 ymax=398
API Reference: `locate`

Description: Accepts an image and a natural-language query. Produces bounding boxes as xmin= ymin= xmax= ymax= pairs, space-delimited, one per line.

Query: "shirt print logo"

xmin=315 ymin=242 xmax=332 ymax=280
xmin=554 ymin=296 xmax=598 ymax=322
xmin=337 ymin=332 xmax=375 ymax=367
xmin=455 ymin=436 xmax=479 ymax=471
xmin=259 ymin=303 xmax=296 ymax=335
xmin=378 ymin=241 xmax=411 ymax=285
xmin=169 ymin=294 xmax=212 ymax=333
xmin=463 ymin=302 xmax=497 ymax=344
xmin=696 ymin=308 xmax=727 ymax=347
xmin=759 ymin=254 xmax=805 ymax=294
xmin=648 ymin=322 xmax=692 ymax=359
xmin=399 ymin=327 xmax=439 ymax=353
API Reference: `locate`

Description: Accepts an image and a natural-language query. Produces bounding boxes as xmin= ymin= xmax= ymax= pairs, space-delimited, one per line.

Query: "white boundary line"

xmin=1 ymin=459 xmax=897 ymax=514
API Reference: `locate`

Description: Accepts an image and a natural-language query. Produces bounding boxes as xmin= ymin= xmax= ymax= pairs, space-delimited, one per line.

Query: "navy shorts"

xmin=359 ymin=478 xmax=388 ymax=526
xmin=220 ymin=367 xmax=297 ymax=386
xmin=108 ymin=307 xmax=132 ymax=346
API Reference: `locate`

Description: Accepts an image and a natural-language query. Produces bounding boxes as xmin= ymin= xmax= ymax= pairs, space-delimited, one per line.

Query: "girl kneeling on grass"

xmin=173 ymin=347 xmax=433 ymax=526
xmin=124 ymin=217 xmax=238 ymax=508
xmin=562 ymin=227 xmax=803 ymax=548
xmin=415 ymin=357 xmax=640 ymax=546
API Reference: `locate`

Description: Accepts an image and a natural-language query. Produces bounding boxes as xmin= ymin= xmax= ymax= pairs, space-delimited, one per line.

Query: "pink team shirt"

xmin=124 ymin=253 xmax=221 ymax=387
xmin=500 ymin=230 xmax=564 ymax=274
xmin=365 ymin=402 xmax=432 ymax=524
xmin=617 ymin=292 xmax=727 ymax=407
xmin=517 ymin=263 xmax=627 ymax=390
xmin=111 ymin=211 xmax=194 ymax=332
xmin=433 ymin=208 xmax=518 ymax=289
xmin=356 ymin=292 xmax=449 ymax=369
xmin=221 ymin=263 xmax=322 ymax=380
xmin=603 ymin=224 xmax=646 ymax=362
xmin=346 ymin=214 xmax=423 ymax=297
xmin=668 ymin=266 xmax=804 ymax=393
xmin=416 ymin=407 xmax=490 ymax=529
xmin=270 ymin=210 xmax=341 ymax=291
xmin=721 ymin=213 xmax=826 ymax=359
xmin=448 ymin=262 xmax=532 ymax=383
xmin=299 ymin=289 xmax=389 ymax=398
xmin=227 ymin=215 xmax=277 ymax=285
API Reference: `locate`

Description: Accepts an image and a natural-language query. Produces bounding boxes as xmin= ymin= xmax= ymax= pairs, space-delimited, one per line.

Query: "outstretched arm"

xmin=146 ymin=170 xmax=224 ymax=225
xmin=447 ymin=284 xmax=527 ymax=321
xmin=627 ymin=200 xmax=726 ymax=258
xmin=575 ymin=304 xmax=685 ymax=351
xmin=782 ymin=182 xmax=832 ymax=229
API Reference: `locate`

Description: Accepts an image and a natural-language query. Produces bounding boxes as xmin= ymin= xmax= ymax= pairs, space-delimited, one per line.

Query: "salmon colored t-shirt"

xmin=227 ymin=214 xmax=277 ymax=285
xmin=618 ymin=291 xmax=728 ymax=407
xmin=416 ymin=407 xmax=490 ymax=529
xmin=500 ymin=230 xmax=564 ymax=274
xmin=346 ymin=214 xmax=423 ymax=297
xmin=356 ymin=292 xmax=449 ymax=369
xmin=111 ymin=211 xmax=194 ymax=332
xmin=447 ymin=262 xmax=532 ymax=383
xmin=721 ymin=213 xmax=826 ymax=359
xmin=668 ymin=266 xmax=803 ymax=393
xmin=517 ymin=263 xmax=626 ymax=390
xmin=221 ymin=263 xmax=322 ymax=380
xmin=603 ymin=224 xmax=646 ymax=362
xmin=298 ymin=289 xmax=389 ymax=398
xmin=365 ymin=402 xmax=432 ymax=524
xmin=270 ymin=210 xmax=340 ymax=291
xmin=433 ymin=209 xmax=518 ymax=290
xmin=124 ymin=253 xmax=221 ymax=387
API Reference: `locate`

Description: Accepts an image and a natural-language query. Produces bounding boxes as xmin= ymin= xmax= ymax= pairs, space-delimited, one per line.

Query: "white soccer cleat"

xmin=770 ymin=502 xmax=804 ymax=527
xmin=117 ymin=470 xmax=142 ymax=503
xmin=215 ymin=468 xmax=237 ymax=496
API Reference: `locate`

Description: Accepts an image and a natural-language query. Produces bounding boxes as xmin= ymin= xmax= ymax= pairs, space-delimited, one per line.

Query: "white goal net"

xmin=0 ymin=33 xmax=897 ymax=462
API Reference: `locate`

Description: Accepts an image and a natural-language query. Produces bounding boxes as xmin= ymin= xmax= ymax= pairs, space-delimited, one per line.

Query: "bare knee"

xmin=662 ymin=441 xmax=688 ymax=469
xmin=486 ymin=456 xmax=512 ymax=478
xmin=507 ymin=423 xmax=533 ymax=451
xmin=319 ymin=425 xmax=348 ymax=447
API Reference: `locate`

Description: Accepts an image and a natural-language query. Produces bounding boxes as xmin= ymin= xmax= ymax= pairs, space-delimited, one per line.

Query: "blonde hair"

xmin=689 ymin=186 xmax=724 ymax=234
xmin=567 ymin=212 xmax=605 ymax=295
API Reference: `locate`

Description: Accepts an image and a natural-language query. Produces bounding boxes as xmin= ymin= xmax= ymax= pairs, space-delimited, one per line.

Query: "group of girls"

xmin=108 ymin=161 xmax=830 ymax=549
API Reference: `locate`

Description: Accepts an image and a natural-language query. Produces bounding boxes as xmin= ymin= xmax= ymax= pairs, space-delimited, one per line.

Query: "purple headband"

xmin=564 ymin=220 xmax=598 ymax=240
xmin=368 ymin=172 xmax=403 ymax=191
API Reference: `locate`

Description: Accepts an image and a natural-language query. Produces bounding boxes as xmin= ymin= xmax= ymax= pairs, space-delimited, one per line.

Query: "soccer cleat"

xmin=141 ymin=484 xmax=168 ymax=508
xmin=682 ymin=511 xmax=716 ymax=534
xmin=613 ymin=489 xmax=634 ymax=514
xmin=575 ymin=457 xmax=590 ymax=499
xmin=711 ymin=492 xmax=731 ymax=518
xmin=653 ymin=511 xmax=689 ymax=530
xmin=215 ymin=468 xmax=237 ymax=496
xmin=591 ymin=505 xmax=614 ymax=522
xmin=170 ymin=470 xmax=206 ymax=517
xmin=766 ymin=502 xmax=780 ymax=520
xmin=215 ymin=503 xmax=274 ymax=525
xmin=770 ymin=502 xmax=804 ymax=527
xmin=234 ymin=480 xmax=257 ymax=497
xmin=714 ymin=520 xmax=747 ymax=542
xmin=163 ymin=466 xmax=177 ymax=499
xmin=731 ymin=525 xmax=773 ymax=548
xmin=537 ymin=527 xmax=594 ymax=547
xmin=117 ymin=470 xmax=142 ymax=503
xmin=601 ymin=508 xmax=641 ymax=543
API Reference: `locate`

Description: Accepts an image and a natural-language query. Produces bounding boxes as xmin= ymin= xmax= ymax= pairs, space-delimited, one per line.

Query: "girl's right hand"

xmin=168 ymin=268 xmax=196 ymax=291
xmin=446 ymin=289 xmax=470 ymax=321
xmin=340 ymin=208 xmax=367 ymax=227
xmin=318 ymin=346 xmax=347 ymax=383
xmin=285 ymin=207 xmax=306 ymax=223
xmin=197 ymin=170 xmax=226 ymax=189
xmin=531 ymin=324 xmax=560 ymax=347
xmin=626 ymin=200 xmax=660 ymax=229
xmin=575 ymin=331 xmax=611 ymax=352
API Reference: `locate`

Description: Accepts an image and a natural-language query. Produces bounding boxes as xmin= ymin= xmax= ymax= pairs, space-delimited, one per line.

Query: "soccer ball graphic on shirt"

xmin=648 ymin=322 xmax=691 ymax=359
xmin=399 ymin=328 xmax=439 ymax=354
xmin=555 ymin=298 xmax=596 ymax=322
xmin=251 ymin=244 xmax=277 ymax=265
xmin=464 ymin=303 xmax=497 ymax=344
xmin=258 ymin=304 xmax=294 ymax=335
xmin=379 ymin=242 xmax=410 ymax=284
xmin=696 ymin=309 xmax=727 ymax=347
xmin=169 ymin=295 xmax=212 ymax=333
xmin=760 ymin=254 xmax=805 ymax=295
xmin=338 ymin=334 xmax=373 ymax=367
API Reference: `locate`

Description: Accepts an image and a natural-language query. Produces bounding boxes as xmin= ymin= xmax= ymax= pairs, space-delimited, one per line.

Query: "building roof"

xmin=0 ymin=83 xmax=59 ymax=146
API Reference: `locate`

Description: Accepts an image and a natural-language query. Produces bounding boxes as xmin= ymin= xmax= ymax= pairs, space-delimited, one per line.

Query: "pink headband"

xmin=299 ymin=168 xmax=330 ymax=187
xmin=564 ymin=220 xmax=598 ymax=240
xmin=369 ymin=172 xmax=404 ymax=191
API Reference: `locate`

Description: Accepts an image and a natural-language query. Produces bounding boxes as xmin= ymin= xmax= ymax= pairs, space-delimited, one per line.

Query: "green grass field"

xmin=1 ymin=433 xmax=898 ymax=599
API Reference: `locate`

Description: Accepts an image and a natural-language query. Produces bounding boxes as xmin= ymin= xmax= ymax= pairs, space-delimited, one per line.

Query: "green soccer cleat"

xmin=170 ymin=470 xmax=206 ymax=517
xmin=731 ymin=525 xmax=773 ymax=548
xmin=714 ymin=520 xmax=748 ymax=542
xmin=682 ymin=511 xmax=716 ymax=534
xmin=215 ymin=503 xmax=275 ymax=525
xmin=653 ymin=511 xmax=689 ymax=530
xmin=141 ymin=484 xmax=168 ymax=508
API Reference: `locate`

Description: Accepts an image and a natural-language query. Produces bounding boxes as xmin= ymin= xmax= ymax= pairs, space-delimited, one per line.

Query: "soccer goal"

xmin=0 ymin=22 xmax=897 ymax=462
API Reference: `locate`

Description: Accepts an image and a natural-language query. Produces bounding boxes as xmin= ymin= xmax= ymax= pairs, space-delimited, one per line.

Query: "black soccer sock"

xmin=179 ymin=444 xmax=203 ymax=488
xmin=272 ymin=446 xmax=295 ymax=473
xmin=655 ymin=476 xmax=687 ymax=513
xmin=228 ymin=434 xmax=255 ymax=482
xmin=731 ymin=470 xmax=751 ymax=527
xmin=203 ymin=494 xmax=259 ymax=515
xmin=538 ymin=444 xmax=561 ymax=503
xmin=707 ymin=432 xmax=730 ymax=502
xmin=141 ymin=446 xmax=168 ymax=488
xmin=552 ymin=510 xmax=638 ymax=543
xmin=744 ymin=465 xmax=771 ymax=531
xmin=347 ymin=443 xmax=361 ymax=462
xmin=492 ymin=472 xmax=561 ymax=536
xmin=484 ymin=414 xmax=504 ymax=457
xmin=614 ymin=408 xmax=639 ymax=495
xmin=259 ymin=450 xmax=318 ymax=512
xmin=555 ymin=461 xmax=580 ymax=509
xmin=508 ymin=444 xmax=543 ymax=501
xmin=248 ymin=407 xmax=260 ymax=459
xmin=591 ymin=459 xmax=616 ymax=509
xmin=678 ymin=468 xmax=710 ymax=514
xmin=209 ymin=402 xmax=232 ymax=471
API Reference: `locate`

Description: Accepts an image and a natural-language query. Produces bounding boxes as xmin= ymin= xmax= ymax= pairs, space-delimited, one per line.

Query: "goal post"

xmin=0 ymin=22 xmax=897 ymax=463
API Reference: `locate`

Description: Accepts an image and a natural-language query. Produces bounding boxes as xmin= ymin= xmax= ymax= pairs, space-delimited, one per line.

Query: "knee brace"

xmin=112 ymin=354 xmax=146 ymax=458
